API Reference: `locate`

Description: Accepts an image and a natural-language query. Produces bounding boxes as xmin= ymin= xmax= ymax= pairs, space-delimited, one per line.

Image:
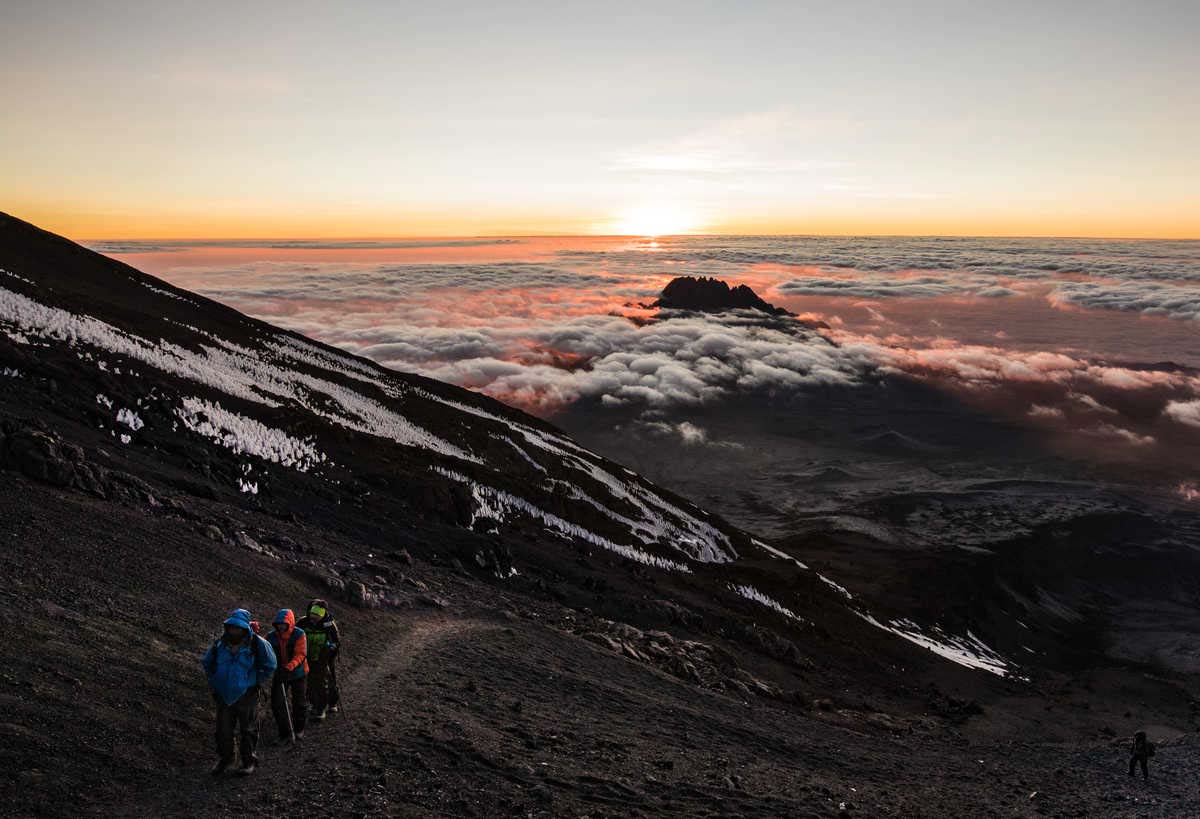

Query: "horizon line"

xmin=83 ymin=231 xmax=1200 ymax=244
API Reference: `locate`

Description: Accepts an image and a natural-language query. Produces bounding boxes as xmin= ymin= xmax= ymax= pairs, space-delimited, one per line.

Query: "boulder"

xmin=348 ymin=581 xmax=374 ymax=608
xmin=234 ymin=531 xmax=264 ymax=553
xmin=4 ymin=429 xmax=75 ymax=486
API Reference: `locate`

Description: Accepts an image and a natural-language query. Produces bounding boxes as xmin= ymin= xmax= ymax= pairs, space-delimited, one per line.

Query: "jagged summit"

xmin=653 ymin=276 xmax=792 ymax=316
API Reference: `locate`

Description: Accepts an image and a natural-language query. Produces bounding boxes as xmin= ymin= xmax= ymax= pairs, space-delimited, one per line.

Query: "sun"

xmin=611 ymin=203 xmax=698 ymax=237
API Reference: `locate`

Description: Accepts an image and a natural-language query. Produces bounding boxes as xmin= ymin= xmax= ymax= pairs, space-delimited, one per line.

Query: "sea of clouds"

xmin=102 ymin=235 xmax=1200 ymax=461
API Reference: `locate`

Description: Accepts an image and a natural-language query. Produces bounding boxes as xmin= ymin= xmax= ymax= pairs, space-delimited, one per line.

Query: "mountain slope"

xmin=0 ymin=213 xmax=748 ymax=571
xmin=0 ymin=212 xmax=1041 ymax=681
xmin=3 ymin=212 xmax=1199 ymax=817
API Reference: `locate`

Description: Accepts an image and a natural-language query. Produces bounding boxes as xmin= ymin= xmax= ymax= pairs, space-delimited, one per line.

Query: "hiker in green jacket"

xmin=297 ymin=598 xmax=342 ymax=719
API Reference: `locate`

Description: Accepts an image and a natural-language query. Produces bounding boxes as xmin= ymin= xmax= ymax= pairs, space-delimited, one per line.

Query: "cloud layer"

xmin=111 ymin=235 xmax=1200 ymax=470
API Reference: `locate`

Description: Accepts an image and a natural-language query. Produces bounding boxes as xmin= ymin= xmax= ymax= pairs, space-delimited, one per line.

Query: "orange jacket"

xmin=268 ymin=608 xmax=308 ymax=679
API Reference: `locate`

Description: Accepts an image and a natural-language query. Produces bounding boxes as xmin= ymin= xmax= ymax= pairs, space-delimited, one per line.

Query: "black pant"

xmin=308 ymin=657 xmax=340 ymax=711
xmin=1129 ymin=754 xmax=1149 ymax=779
xmin=214 ymin=686 xmax=259 ymax=765
xmin=328 ymin=655 xmax=340 ymax=708
xmin=271 ymin=676 xmax=308 ymax=738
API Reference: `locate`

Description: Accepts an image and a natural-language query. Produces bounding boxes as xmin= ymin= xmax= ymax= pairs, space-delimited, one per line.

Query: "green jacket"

xmin=298 ymin=614 xmax=340 ymax=667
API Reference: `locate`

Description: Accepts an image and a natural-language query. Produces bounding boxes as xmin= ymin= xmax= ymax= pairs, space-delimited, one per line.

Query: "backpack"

xmin=211 ymin=632 xmax=263 ymax=664
xmin=304 ymin=623 xmax=331 ymax=664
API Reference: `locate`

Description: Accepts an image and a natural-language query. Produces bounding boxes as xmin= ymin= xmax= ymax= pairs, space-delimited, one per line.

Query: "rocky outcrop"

xmin=1 ymin=423 xmax=110 ymax=498
xmin=653 ymin=276 xmax=792 ymax=316
xmin=576 ymin=617 xmax=790 ymax=700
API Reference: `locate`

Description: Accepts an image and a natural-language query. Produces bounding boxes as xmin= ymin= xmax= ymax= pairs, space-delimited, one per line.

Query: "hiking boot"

xmin=210 ymin=759 xmax=231 ymax=777
xmin=330 ymin=704 xmax=341 ymax=714
xmin=314 ymin=707 xmax=328 ymax=721
xmin=237 ymin=760 xmax=257 ymax=776
xmin=294 ymin=730 xmax=305 ymax=740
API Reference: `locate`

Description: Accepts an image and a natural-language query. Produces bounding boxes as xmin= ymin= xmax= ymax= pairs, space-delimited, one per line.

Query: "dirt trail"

xmin=132 ymin=613 xmax=494 ymax=818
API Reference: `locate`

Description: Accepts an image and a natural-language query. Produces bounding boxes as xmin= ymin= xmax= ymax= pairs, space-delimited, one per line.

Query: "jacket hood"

xmin=223 ymin=608 xmax=253 ymax=630
xmin=273 ymin=608 xmax=295 ymax=628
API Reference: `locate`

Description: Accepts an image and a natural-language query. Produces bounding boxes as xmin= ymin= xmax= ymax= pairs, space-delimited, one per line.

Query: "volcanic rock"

xmin=652 ymin=276 xmax=792 ymax=316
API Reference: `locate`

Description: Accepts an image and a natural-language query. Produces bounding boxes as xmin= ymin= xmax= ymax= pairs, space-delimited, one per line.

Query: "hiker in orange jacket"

xmin=267 ymin=608 xmax=308 ymax=742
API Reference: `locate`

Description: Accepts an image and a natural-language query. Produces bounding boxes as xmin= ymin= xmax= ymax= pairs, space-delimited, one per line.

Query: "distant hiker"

xmin=1128 ymin=730 xmax=1154 ymax=780
xmin=298 ymin=598 xmax=341 ymax=720
xmin=267 ymin=608 xmax=308 ymax=743
xmin=201 ymin=608 xmax=277 ymax=776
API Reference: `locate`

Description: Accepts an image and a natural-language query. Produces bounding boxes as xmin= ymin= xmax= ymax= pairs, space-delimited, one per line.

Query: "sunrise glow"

xmin=608 ymin=204 xmax=702 ymax=237
xmin=2 ymin=4 xmax=1196 ymax=240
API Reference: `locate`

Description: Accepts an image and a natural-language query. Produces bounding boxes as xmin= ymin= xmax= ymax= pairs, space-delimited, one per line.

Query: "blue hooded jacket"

xmin=201 ymin=608 xmax=277 ymax=705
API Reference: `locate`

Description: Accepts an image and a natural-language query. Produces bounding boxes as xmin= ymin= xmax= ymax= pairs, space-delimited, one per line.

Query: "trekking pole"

xmin=281 ymin=678 xmax=295 ymax=742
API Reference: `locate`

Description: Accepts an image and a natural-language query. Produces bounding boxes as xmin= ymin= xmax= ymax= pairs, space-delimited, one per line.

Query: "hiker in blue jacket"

xmin=201 ymin=608 xmax=277 ymax=776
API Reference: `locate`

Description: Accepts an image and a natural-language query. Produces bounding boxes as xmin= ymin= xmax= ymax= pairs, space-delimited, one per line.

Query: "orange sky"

xmin=4 ymin=4 xmax=1198 ymax=241
xmin=16 ymin=201 xmax=1198 ymax=243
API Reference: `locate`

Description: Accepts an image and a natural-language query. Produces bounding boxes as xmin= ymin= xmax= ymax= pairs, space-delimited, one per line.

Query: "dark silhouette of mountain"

xmin=653 ymin=276 xmax=793 ymax=316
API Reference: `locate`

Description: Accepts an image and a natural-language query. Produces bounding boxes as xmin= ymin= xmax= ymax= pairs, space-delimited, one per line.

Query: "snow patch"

xmin=753 ymin=538 xmax=809 ymax=569
xmin=818 ymin=574 xmax=853 ymax=600
xmin=856 ymin=612 xmax=1017 ymax=677
xmin=266 ymin=335 xmax=398 ymax=393
xmin=1 ymin=268 xmax=34 ymax=285
xmin=176 ymin=396 xmax=327 ymax=472
xmin=433 ymin=466 xmax=690 ymax=572
xmin=0 ymin=286 xmax=475 ymax=463
xmin=116 ymin=408 xmax=144 ymax=431
xmin=418 ymin=388 xmax=736 ymax=563
xmin=141 ymin=281 xmax=196 ymax=304
xmin=495 ymin=434 xmax=547 ymax=473
xmin=729 ymin=583 xmax=808 ymax=624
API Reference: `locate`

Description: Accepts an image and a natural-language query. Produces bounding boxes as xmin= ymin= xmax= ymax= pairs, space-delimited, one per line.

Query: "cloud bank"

xmin=121 ymin=235 xmax=1200 ymax=469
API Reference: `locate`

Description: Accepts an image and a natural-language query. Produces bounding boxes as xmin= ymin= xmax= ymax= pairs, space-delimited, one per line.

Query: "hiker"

xmin=201 ymin=608 xmax=277 ymax=776
xmin=1128 ymin=730 xmax=1154 ymax=780
xmin=267 ymin=608 xmax=309 ymax=743
xmin=298 ymin=598 xmax=341 ymax=720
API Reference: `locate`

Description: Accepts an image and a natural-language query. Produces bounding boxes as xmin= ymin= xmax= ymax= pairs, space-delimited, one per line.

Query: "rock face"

xmin=653 ymin=276 xmax=792 ymax=316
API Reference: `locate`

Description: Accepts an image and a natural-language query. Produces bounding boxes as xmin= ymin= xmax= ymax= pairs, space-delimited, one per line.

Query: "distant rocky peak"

xmin=652 ymin=276 xmax=792 ymax=316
